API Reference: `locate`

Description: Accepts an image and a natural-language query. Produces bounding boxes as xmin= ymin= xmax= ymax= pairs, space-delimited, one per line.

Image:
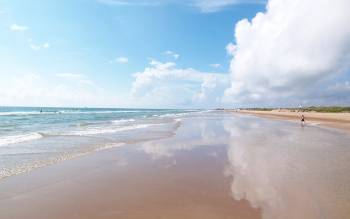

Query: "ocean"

xmin=0 ymin=107 xmax=199 ymax=179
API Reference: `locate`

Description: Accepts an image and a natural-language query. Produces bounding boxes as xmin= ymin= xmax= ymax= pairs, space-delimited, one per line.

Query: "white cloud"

xmin=97 ymin=0 xmax=264 ymax=12
xmin=194 ymin=0 xmax=265 ymax=13
xmin=0 ymin=73 xmax=121 ymax=107
xmin=164 ymin=50 xmax=180 ymax=60
xmin=29 ymin=42 xmax=50 ymax=51
xmin=226 ymin=43 xmax=236 ymax=56
xmin=110 ymin=56 xmax=129 ymax=64
xmin=224 ymin=0 xmax=350 ymax=106
xmin=210 ymin=63 xmax=221 ymax=68
xmin=9 ymin=24 xmax=28 ymax=32
xmin=131 ymin=60 xmax=229 ymax=108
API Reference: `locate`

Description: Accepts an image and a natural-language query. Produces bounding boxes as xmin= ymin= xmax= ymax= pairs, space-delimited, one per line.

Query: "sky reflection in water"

xmin=139 ymin=112 xmax=350 ymax=219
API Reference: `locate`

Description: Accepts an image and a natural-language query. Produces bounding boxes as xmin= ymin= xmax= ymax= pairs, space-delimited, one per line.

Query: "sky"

xmin=0 ymin=0 xmax=349 ymax=108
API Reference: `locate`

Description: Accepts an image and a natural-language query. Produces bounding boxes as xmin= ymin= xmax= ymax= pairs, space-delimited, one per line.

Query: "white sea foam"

xmin=67 ymin=124 xmax=153 ymax=136
xmin=158 ymin=112 xmax=191 ymax=118
xmin=0 ymin=142 xmax=126 ymax=180
xmin=0 ymin=110 xmax=153 ymax=116
xmin=0 ymin=133 xmax=43 ymax=146
xmin=0 ymin=122 xmax=163 ymax=147
xmin=112 ymin=119 xmax=136 ymax=124
xmin=0 ymin=111 xmax=50 ymax=116
xmin=0 ymin=107 xmax=194 ymax=180
xmin=58 ymin=110 xmax=160 ymax=114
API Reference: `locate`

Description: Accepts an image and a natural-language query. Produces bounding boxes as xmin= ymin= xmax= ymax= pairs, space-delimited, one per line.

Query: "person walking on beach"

xmin=301 ymin=114 xmax=305 ymax=126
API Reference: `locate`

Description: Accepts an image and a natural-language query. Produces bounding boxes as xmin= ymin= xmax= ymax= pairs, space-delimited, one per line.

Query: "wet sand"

xmin=0 ymin=146 xmax=260 ymax=219
xmin=234 ymin=110 xmax=350 ymax=133
xmin=1 ymin=112 xmax=350 ymax=219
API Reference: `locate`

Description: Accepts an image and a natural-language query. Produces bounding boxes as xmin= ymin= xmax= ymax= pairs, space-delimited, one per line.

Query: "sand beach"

xmin=234 ymin=109 xmax=350 ymax=133
xmin=1 ymin=111 xmax=350 ymax=219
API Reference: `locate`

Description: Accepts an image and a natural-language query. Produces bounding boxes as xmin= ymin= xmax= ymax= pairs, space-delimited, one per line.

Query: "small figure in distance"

xmin=301 ymin=114 xmax=305 ymax=126
xmin=40 ymin=108 xmax=43 ymax=113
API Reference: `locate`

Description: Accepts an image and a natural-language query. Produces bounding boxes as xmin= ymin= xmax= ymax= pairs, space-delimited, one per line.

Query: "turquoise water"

xmin=0 ymin=107 xmax=198 ymax=179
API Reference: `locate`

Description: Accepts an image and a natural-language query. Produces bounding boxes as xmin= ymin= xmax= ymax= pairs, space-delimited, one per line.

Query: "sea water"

xmin=0 ymin=107 xmax=198 ymax=179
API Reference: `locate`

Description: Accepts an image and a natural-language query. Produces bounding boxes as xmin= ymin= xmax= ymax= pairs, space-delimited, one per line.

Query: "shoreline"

xmin=229 ymin=110 xmax=350 ymax=133
xmin=0 ymin=114 xmax=262 ymax=219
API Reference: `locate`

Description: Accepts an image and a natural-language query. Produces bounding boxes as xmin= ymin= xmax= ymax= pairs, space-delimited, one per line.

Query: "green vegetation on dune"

xmin=301 ymin=106 xmax=350 ymax=113
xmin=240 ymin=106 xmax=350 ymax=113
xmin=243 ymin=108 xmax=273 ymax=111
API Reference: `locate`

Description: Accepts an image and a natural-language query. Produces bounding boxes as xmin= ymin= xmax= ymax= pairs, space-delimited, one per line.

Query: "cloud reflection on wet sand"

xmin=137 ymin=112 xmax=350 ymax=219
xmin=224 ymin=116 xmax=350 ymax=219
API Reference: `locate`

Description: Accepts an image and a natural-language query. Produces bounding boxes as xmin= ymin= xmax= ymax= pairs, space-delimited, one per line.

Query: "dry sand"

xmin=233 ymin=109 xmax=350 ymax=133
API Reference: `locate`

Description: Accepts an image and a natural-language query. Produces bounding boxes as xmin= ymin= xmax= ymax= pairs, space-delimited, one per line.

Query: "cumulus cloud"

xmin=224 ymin=0 xmax=350 ymax=106
xmin=131 ymin=60 xmax=229 ymax=108
xmin=9 ymin=24 xmax=28 ymax=32
xmin=100 ymin=0 xmax=350 ymax=107
xmin=110 ymin=56 xmax=129 ymax=64
xmin=164 ymin=50 xmax=180 ymax=60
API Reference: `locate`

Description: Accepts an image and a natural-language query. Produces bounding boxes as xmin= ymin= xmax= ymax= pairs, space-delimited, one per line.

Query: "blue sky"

xmin=0 ymin=0 xmax=349 ymax=108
